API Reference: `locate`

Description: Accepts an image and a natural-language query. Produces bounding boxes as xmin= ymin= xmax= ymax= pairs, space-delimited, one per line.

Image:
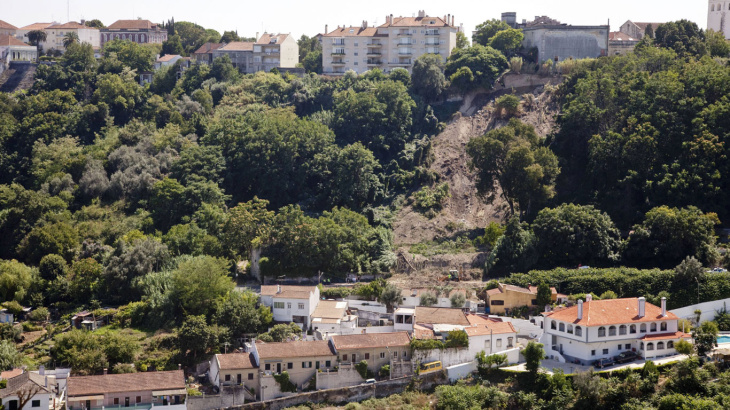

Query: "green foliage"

xmin=486 ymin=217 xmax=538 ymax=275
xmin=177 ymin=315 xmax=223 ymax=360
xmin=170 ymin=256 xmax=234 ymax=317
xmin=273 ymin=371 xmax=297 ymax=393
xmin=355 ymin=360 xmax=369 ymax=379
xmin=472 ymin=19 xmax=512 ymax=47
xmin=522 ymin=341 xmax=546 ymax=376
xmin=455 ymin=31 xmax=470 ymax=49
xmin=102 ymin=40 xmax=156 ymax=73
xmin=674 ymin=340 xmax=693 ymax=356
xmin=53 ymin=330 xmax=109 ymax=375
xmin=411 ymin=54 xmax=447 ymax=102
xmin=445 ymin=45 xmax=508 ymax=91
xmin=476 ymin=351 xmax=507 ymax=377
xmin=536 ymin=282 xmax=552 ymax=308
xmin=494 ymin=94 xmax=521 ymax=118
xmin=489 ymin=29 xmax=524 ymax=57
xmin=434 ymin=383 xmax=508 ymax=409
xmin=475 ymin=222 xmax=504 ymax=248
xmin=449 ymin=292 xmax=466 ymax=308
xmin=258 ymin=323 xmax=301 ymax=343
xmin=654 ymin=20 xmax=707 ymax=57
xmin=378 ymin=283 xmax=402 ymax=313
xmin=419 ymin=292 xmax=438 ymax=307
xmin=379 ymin=364 xmax=390 ymax=378
xmin=0 ymin=259 xmax=34 ymax=303
xmin=0 ymin=340 xmax=21 ymax=371
xmin=320 ymin=287 xmax=352 ymax=299
xmin=214 ymin=290 xmax=266 ymax=337
xmin=693 ymin=321 xmax=719 ymax=357
xmin=445 ymin=330 xmax=469 ymax=348
xmin=413 ymin=183 xmax=450 ymax=214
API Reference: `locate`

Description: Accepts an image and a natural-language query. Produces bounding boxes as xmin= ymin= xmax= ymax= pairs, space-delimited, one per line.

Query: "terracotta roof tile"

xmin=217 ymin=42 xmax=254 ymax=51
xmin=256 ymin=33 xmax=289 ymax=45
xmin=193 ymin=42 xmax=223 ymax=54
xmin=67 ymin=370 xmax=185 ymax=397
xmin=107 ymin=20 xmax=159 ymax=30
xmin=640 ymin=331 xmax=691 ymax=341
xmin=256 ymin=340 xmax=334 ymax=359
xmin=610 ymin=31 xmax=637 ymax=41
xmin=0 ymin=35 xmax=31 ymax=47
xmin=464 ymin=322 xmax=516 ymax=336
xmin=217 ymin=353 xmax=256 ymax=370
xmin=0 ymin=369 xmax=23 ymax=380
xmin=414 ymin=306 xmax=469 ymax=326
xmin=547 ymin=298 xmax=677 ymax=327
xmin=380 ymin=16 xmax=453 ymax=28
xmin=413 ymin=324 xmax=436 ymax=339
xmin=157 ymin=54 xmax=180 ymax=62
xmin=47 ymin=22 xmax=88 ymax=29
xmin=331 ymin=332 xmax=410 ymax=350
xmin=312 ymin=300 xmax=347 ymax=320
xmin=18 ymin=23 xmax=52 ymax=31
xmin=260 ymin=285 xmax=316 ymax=300
xmin=323 ymin=26 xmax=379 ymax=37
xmin=0 ymin=21 xmax=18 ymax=30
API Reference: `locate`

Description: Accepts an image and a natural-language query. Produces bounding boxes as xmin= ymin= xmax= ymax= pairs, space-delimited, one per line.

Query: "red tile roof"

xmin=380 ymin=16 xmax=453 ymax=28
xmin=18 ymin=23 xmax=52 ymax=31
xmin=157 ymin=54 xmax=180 ymax=62
xmin=546 ymin=298 xmax=677 ymax=327
xmin=218 ymin=42 xmax=254 ymax=51
xmin=464 ymin=322 xmax=516 ymax=336
xmin=256 ymin=340 xmax=334 ymax=359
xmin=256 ymin=33 xmax=290 ymax=45
xmin=217 ymin=353 xmax=256 ymax=370
xmin=68 ymin=370 xmax=185 ymax=397
xmin=640 ymin=331 xmax=691 ymax=341
xmin=0 ymin=20 xmax=18 ymax=30
xmin=414 ymin=306 xmax=469 ymax=326
xmin=107 ymin=20 xmax=160 ymax=30
xmin=413 ymin=324 xmax=436 ymax=339
xmin=0 ymin=373 xmax=52 ymax=399
xmin=609 ymin=32 xmax=637 ymax=41
xmin=0 ymin=35 xmax=31 ymax=47
xmin=323 ymin=26 xmax=380 ymax=37
xmin=0 ymin=369 xmax=23 ymax=380
xmin=193 ymin=42 xmax=223 ymax=54
xmin=260 ymin=285 xmax=316 ymax=300
xmin=331 ymin=332 xmax=410 ymax=350
xmin=47 ymin=22 xmax=88 ymax=29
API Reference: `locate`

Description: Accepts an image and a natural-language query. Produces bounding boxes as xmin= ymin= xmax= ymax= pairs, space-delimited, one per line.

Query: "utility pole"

xmin=696 ymin=277 xmax=700 ymax=305
xmin=67 ymin=0 xmax=70 ymax=22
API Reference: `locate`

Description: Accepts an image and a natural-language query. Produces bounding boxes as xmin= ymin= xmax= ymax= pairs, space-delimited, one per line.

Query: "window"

xmin=661 ymin=322 xmax=667 ymax=331
xmin=551 ymin=321 xmax=557 ymax=330
xmin=603 ymin=349 xmax=609 ymax=354
xmin=342 ymin=354 xmax=347 ymax=360
xmin=225 ymin=374 xmax=231 ymax=381
xmin=575 ymin=326 xmax=582 ymax=336
xmin=380 ymin=352 xmax=385 ymax=359
xmin=640 ymin=342 xmax=644 ymax=350
xmin=403 ymin=351 xmax=408 ymax=359
xmin=303 ymin=361 xmax=312 ymax=368
xmin=496 ymin=339 xmax=502 ymax=348
xmin=650 ymin=323 xmax=657 ymax=332
xmin=287 ymin=362 xmax=293 ymax=369
xmin=32 ymin=401 xmax=41 ymax=408
xmin=354 ymin=52 xmax=358 ymax=56
xmin=265 ymin=364 xmax=271 ymax=371
xmin=657 ymin=342 xmax=664 ymax=350
xmin=298 ymin=303 xmax=304 ymax=310
xmin=567 ymin=325 xmax=573 ymax=334
xmin=248 ymin=373 xmax=254 ymax=380
xmin=598 ymin=327 xmax=606 ymax=337
xmin=619 ymin=325 xmax=627 ymax=335
xmin=668 ymin=341 xmax=674 ymax=349
xmin=287 ymin=302 xmax=292 ymax=309
xmin=507 ymin=337 xmax=514 ymax=347
xmin=618 ymin=345 xmax=622 ymax=350
xmin=326 ymin=361 xmax=331 ymax=367
xmin=114 ymin=398 xmax=120 ymax=405
xmin=365 ymin=353 xmax=370 ymax=360
xmin=608 ymin=326 xmax=617 ymax=336
xmin=647 ymin=342 xmax=654 ymax=351
xmin=640 ymin=324 xmax=647 ymax=333
xmin=393 ymin=351 xmax=398 ymax=358
xmin=559 ymin=323 xmax=565 ymax=332
xmin=274 ymin=302 xmax=284 ymax=309
xmin=491 ymin=300 xmax=505 ymax=306
xmin=354 ymin=62 xmax=358 ymax=66
xmin=136 ymin=397 xmax=141 ymax=404
xmin=591 ymin=350 xmax=596 ymax=356
xmin=625 ymin=344 xmax=631 ymax=350
xmin=531 ymin=299 xmax=538 ymax=306
xmin=630 ymin=324 xmax=636 ymax=334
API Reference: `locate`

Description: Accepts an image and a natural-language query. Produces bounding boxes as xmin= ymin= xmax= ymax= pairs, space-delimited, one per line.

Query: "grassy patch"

xmin=409 ymin=235 xmax=476 ymax=257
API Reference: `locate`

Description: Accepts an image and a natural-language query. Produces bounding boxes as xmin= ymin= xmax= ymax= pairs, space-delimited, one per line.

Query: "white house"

xmin=311 ymin=300 xmax=357 ymax=337
xmin=400 ymin=288 xmax=481 ymax=312
xmin=260 ymin=285 xmax=320 ymax=329
xmin=0 ymin=372 xmax=54 ymax=410
xmin=540 ymin=296 xmax=691 ymax=364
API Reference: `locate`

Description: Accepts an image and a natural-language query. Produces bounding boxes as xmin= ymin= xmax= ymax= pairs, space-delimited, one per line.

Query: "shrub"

xmin=273 ymin=371 xmax=297 ymax=393
xmin=321 ymin=287 xmax=352 ymax=299
xmin=450 ymin=292 xmax=466 ymax=308
xmin=509 ymin=57 xmax=523 ymax=73
xmin=419 ymin=292 xmax=438 ymax=307
xmin=494 ymin=94 xmax=521 ymax=118
xmin=379 ymin=364 xmax=390 ymax=378
xmin=538 ymin=59 xmax=553 ymax=76
xmin=413 ymin=183 xmax=450 ymax=213
xmin=355 ymin=360 xmax=369 ymax=379
xmin=112 ymin=363 xmax=136 ymax=374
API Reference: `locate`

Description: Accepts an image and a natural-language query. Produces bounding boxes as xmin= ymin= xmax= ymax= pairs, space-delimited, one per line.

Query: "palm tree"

xmin=27 ymin=29 xmax=47 ymax=54
xmin=62 ymin=32 xmax=79 ymax=48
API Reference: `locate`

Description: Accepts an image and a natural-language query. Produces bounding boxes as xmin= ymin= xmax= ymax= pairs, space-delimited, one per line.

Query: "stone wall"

xmin=316 ymin=363 xmax=364 ymax=390
xmin=670 ymin=298 xmax=730 ymax=325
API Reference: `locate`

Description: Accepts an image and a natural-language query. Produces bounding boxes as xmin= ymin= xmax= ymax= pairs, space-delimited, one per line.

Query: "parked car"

xmin=614 ymin=351 xmax=640 ymax=364
xmin=593 ymin=358 xmax=614 ymax=368
xmin=364 ymin=379 xmax=376 ymax=384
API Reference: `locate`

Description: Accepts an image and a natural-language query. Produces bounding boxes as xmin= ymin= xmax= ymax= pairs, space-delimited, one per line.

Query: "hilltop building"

xmin=708 ymin=0 xmax=730 ymax=39
xmin=101 ymin=20 xmax=168 ymax=46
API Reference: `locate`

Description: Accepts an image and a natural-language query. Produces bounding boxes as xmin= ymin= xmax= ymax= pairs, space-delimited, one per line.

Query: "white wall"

xmin=316 ymin=363 xmax=364 ymax=390
xmin=670 ymin=298 xmax=730 ymax=324
xmin=347 ymin=300 xmax=387 ymax=314
xmin=446 ymin=361 xmax=476 ymax=382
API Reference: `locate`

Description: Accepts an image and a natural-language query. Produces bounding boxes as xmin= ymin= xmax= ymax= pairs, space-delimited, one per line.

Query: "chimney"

xmin=638 ymin=297 xmax=646 ymax=318
xmin=661 ymin=297 xmax=667 ymax=317
xmin=390 ymin=14 xmax=394 ymax=25
xmin=325 ymin=24 xmax=328 ymax=34
xmin=277 ymin=285 xmax=282 ymax=294
xmin=577 ymin=300 xmax=583 ymax=320
xmin=452 ymin=15 xmax=455 ymax=26
xmin=448 ymin=14 xmax=451 ymax=25
xmin=103 ymin=368 xmax=107 ymax=375
xmin=586 ymin=293 xmax=592 ymax=302
xmin=256 ymin=32 xmax=259 ymax=41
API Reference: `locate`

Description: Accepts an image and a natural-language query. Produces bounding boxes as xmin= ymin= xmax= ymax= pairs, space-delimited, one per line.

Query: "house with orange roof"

xmin=0 ymin=20 xmax=17 ymax=37
xmin=259 ymin=285 xmax=320 ymax=329
xmin=321 ymin=10 xmax=460 ymax=75
xmin=540 ymin=296 xmax=691 ymax=364
xmin=0 ymin=35 xmax=37 ymax=62
xmin=252 ymin=33 xmax=298 ymax=73
xmin=211 ymin=42 xmax=255 ymax=72
xmin=193 ymin=42 xmax=223 ymax=64
xmin=44 ymin=21 xmax=100 ymax=53
xmin=100 ymin=20 xmax=167 ymax=47
xmin=14 ymin=23 xmax=52 ymax=52
xmin=486 ymin=283 xmax=567 ymax=315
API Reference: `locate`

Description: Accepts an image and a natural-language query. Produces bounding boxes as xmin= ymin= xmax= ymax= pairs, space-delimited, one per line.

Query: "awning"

xmin=69 ymin=395 xmax=104 ymax=401
xmin=152 ymin=389 xmax=187 ymax=396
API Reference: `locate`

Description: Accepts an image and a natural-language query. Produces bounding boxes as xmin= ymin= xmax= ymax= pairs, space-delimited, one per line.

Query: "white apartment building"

xmin=44 ymin=22 xmax=100 ymax=53
xmin=322 ymin=10 xmax=459 ymax=75
xmin=259 ymin=285 xmax=320 ymax=329
xmin=252 ymin=33 xmax=298 ymax=72
xmin=540 ymin=296 xmax=691 ymax=364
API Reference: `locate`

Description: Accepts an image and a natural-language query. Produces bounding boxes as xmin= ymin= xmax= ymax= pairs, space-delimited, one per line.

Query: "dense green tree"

xmin=378 ymin=283 xmax=401 ymax=313
xmin=67 ymin=258 xmax=102 ymax=302
xmin=170 ymin=256 xmax=234 ymax=317
xmin=101 ymin=332 xmax=140 ymax=366
xmin=705 ymin=29 xmax=730 ymax=57
xmin=435 ymin=384 xmax=508 ymax=409
xmin=214 ymin=290 xmax=268 ymax=337
xmin=18 ymin=221 xmax=79 ymax=264
xmin=654 ymin=20 xmax=707 ymax=57
xmin=445 ymin=44 xmax=508 ymax=91
xmin=536 ymin=282 xmax=552 ymax=308
xmin=486 ymin=217 xmax=538 ymax=275
xmin=0 ymin=340 xmax=21 ymax=371
xmin=313 ymin=143 xmax=383 ymax=211
xmin=161 ymin=34 xmax=184 ymax=56
xmin=692 ymin=321 xmax=718 ymax=357
xmin=62 ymin=32 xmax=79 ymax=48
xmin=522 ymin=341 xmax=546 ymax=377
xmin=27 ymin=30 xmax=47 ymax=53
xmin=258 ymin=323 xmax=301 ymax=342
xmin=467 ymin=119 xmax=559 ymax=218
xmin=53 ymin=330 xmax=108 ymax=375
xmin=0 ymin=260 xmax=34 ymax=303
xmin=222 ymin=197 xmax=275 ymax=261
xmin=84 ymin=19 xmax=105 ymax=28
xmin=92 ymin=69 xmax=144 ymax=124
xmin=220 ymin=30 xmax=240 ymax=43
xmin=103 ymin=238 xmax=170 ymax=304
xmin=532 ymin=204 xmax=621 ymax=268
xmin=411 ymin=54 xmax=447 ymax=102
xmin=210 ymin=54 xmax=239 ymax=82
xmin=489 ymin=28 xmax=524 ymax=57
xmin=39 ymin=254 xmax=68 ymax=282
xmin=101 ymin=40 xmax=156 ymax=73
xmin=177 ymin=315 xmax=215 ymax=359
xmin=455 ymin=31 xmax=470 ymax=49
xmin=472 ymin=19 xmax=511 ymax=46
xmin=301 ymin=49 xmax=323 ymax=74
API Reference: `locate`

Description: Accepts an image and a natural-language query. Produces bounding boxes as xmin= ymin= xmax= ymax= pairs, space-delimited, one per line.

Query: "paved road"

xmin=503 ymin=354 xmax=687 ymax=375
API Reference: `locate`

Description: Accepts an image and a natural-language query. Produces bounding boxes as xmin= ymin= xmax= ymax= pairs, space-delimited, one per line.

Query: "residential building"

xmin=252 ymin=33 xmax=298 ymax=72
xmin=311 ymin=300 xmax=357 ymax=337
xmin=253 ymin=340 xmax=336 ymax=398
xmin=154 ymin=54 xmax=190 ymax=70
xmin=0 ymin=308 xmax=13 ymax=324
xmin=322 ymin=11 xmax=459 ymax=75
xmin=66 ymin=370 xmax=186 ymax=410
xmin=15 ymin=23 xmax=52 ymax=52
xmin=540 ymin=296 xmax=691 ymax=364
xmin=0 ymin=35 xmax=37 ymax=62
xmin=400 ymin=288 xmax=481 ymax=311
xmin=608 ymin=31 xmax=640 ymax=56
xmin=330 ymin=332 xmax=411 ymax=373
xmin=708 ymin=0 xmax=730 ymax=39
xmin=192 ymin=42 xmax=223 ymax=64
xmin=619 ymin=21 xmax=663 ymax=40
xmin=486 ymin=283 xmax=567 ymax=315
xmin=0 ymin=372 xmax=54 ymax=410
xmin=463 ymin=314 xmax=518 ymax=358
xmin=259 ymin=285 xmax=319 ymax=329
xmin=211 ymin=42 xmax=254 ymax=72
xmin=101 ymin=20 xmax=168 ymax=47
xmin=209 ymin=352 xmax=258 ymax=394
xmin=44 ymin=22 xmax=100 ymax=53
xmin=0 ymin=21 xmax=17 ymax=37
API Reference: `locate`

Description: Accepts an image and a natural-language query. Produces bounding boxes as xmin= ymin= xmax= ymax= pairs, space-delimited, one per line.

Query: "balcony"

xmin=366 ymin=42 xmax=382 ymax=47
xmin=425 ymin=31 xmax=440 ymax=36
xmin=331 ymin=60 xmax=345 ymax=65
xmin=331 ymin=49 xmax=346 ymax=55
xmin=390 ymin=59 xmax=412 ymax=66
xmin=366 ymin=51 xmax=381 ymax=56
xmin=397 ymin=41 xmax=414 ymax=46
xmin=332 ymin=40 xmax=345 ymax=46
xmin=367 ymin=59 xmax=382 ymax=65
xmin=396 ymin=31 xmax=412 ymax=36
xmin=398 ymin=50 xmax=412 ymax=55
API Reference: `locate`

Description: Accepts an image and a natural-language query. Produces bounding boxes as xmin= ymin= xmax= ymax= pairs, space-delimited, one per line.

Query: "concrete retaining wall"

xmin=670 ymin=298 xmax=730 ymax=324
xmin=316 ymin=363 xmax=364 ymax=390
xmin=446 ymin=361 xmax=477 ymax=382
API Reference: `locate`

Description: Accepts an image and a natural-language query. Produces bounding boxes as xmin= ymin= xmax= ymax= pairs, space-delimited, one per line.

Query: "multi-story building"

xmin=259 ymin=285 xmax=320 ymax=329
xmin=0 ymin=35 xmax=37 ymax=62
xmin=0 ymin=21 xmax=17 ymax=37
xmin=43 ymin=22 xmax=100 ymax=53
xmin=101 ymin=20 xmax=168 ymax=47
xmin=66 ymin=370 xmax=187 ymax=410
xmin=209 ymin=352 xmax=258 ymax=394
xmin=540 ymin=296 xmax=691 ymax=364
xmin=192 ymin=42 xmax=223 ymax=64
xmin=252 ymin=33 xmax=298 ymax=72
xmin=708 ymin=0 xmax=730 ymax=39
xmin=322 ymin=10 xmax=459 ymax=75
xmin=486 ymin=283 xmax=567 ymax=315
xmin=330 ymin=332 xmax=411 ymax=374
xmin=15 ymin=23 xmax=52 ymax=52
xmin=211 ymin=42 xmax=254 ymax=72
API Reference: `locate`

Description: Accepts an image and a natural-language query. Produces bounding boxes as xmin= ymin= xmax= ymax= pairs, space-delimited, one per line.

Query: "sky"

xmin=2 ymin=0 xmax=709 ymax=40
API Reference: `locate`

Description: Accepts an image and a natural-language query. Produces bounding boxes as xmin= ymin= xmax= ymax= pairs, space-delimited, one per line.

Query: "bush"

xmin=320 ymin=287 xmax=352 ymax=299
xmin=379 ymin=364 xmax=390 ymax=378
xmin=509 ymin=57 xmax=523 ymax=74
xmin=450 ymin=292 xmax=466 ymax=308
xmin=111 ymin=363 xmax=136 ymax=374
xmin=419 ymin=292 xmax=438 ymax=307
xmin=28 ymin=307 xmax=49 ymax=323
xmin=494 ymin=94 xmax=521 ymax=118
xmin=413 ymin=183 xmax=450 ymax=214
xmin=355 ymin=360 xmax=370 ymax=379
xmin=273 ymin=371 xmax=297 ymax=393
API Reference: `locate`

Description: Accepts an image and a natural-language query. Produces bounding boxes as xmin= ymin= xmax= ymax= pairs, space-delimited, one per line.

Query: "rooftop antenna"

xmin=67 ymin=0 xmax=70 ymax=22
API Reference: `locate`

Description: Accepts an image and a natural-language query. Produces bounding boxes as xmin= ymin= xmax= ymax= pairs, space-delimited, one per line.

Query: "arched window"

xmin=650 ymin=323 xmax=657 ymax=332
xmin=668 ymin=341 xmax=674 ymax=348
xmin=567 ymin=325 xmax=574 ymax=334
xmin=640 ymin=324 xmax=647 ymax=333
xmin=609 ymin=326 xmax=617 ymax=336
xmin=647 ymin=342 xmax=654 ymax=351
xmin=660 ymin=322 xmax=667 ymax=331
xmin=598 ymin=327 xmax=606 ymax=337
xmin=657 ymin=342 xmax=665 ymax=350
xmin=551 ymin=321 xmax=556 ymax=330
xmin=619 ymin=325 xmax=627 ymax=335
xmin=559 ymin=323 xmax=565 ymax=332
xmin=576 ymin=326 xmax=582 ymax=336
xmin=630 ymin=324 xmax=636 ymax=334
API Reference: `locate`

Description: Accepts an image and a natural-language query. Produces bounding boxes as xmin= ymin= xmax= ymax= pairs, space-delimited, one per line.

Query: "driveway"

xmin=502 ymin=354 xmax=686 ymax=375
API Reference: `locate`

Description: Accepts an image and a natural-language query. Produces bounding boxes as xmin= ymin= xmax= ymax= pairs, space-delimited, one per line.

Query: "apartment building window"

xmin=602 ymin=349 xmax=609 ymax=354
xmin=273 ymin=302 xmax=284 ymax=309
xmin=354 ymin=52 xmax=358 ymax=56
xmin=298 ymin=303 xmax=304 ymax=310
xmin=354 ymin=62 xmax=358 ymax=66
xmin=365 ymin=353 xmax=370 ymax=359
xmin=380 ymin=352 xmax=385 ymax=359
xmin=287 ymin=302 xmax=292 ymax=309
xmin=496 ymin=339 xmax=502 ymax=348
xmin=287 ymin=362 xmax=293 ymax=369
xmin=354 ymin=42 xmax=358 ymax=46
xmin=248 ymin=373 xmax=254 ymax=380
